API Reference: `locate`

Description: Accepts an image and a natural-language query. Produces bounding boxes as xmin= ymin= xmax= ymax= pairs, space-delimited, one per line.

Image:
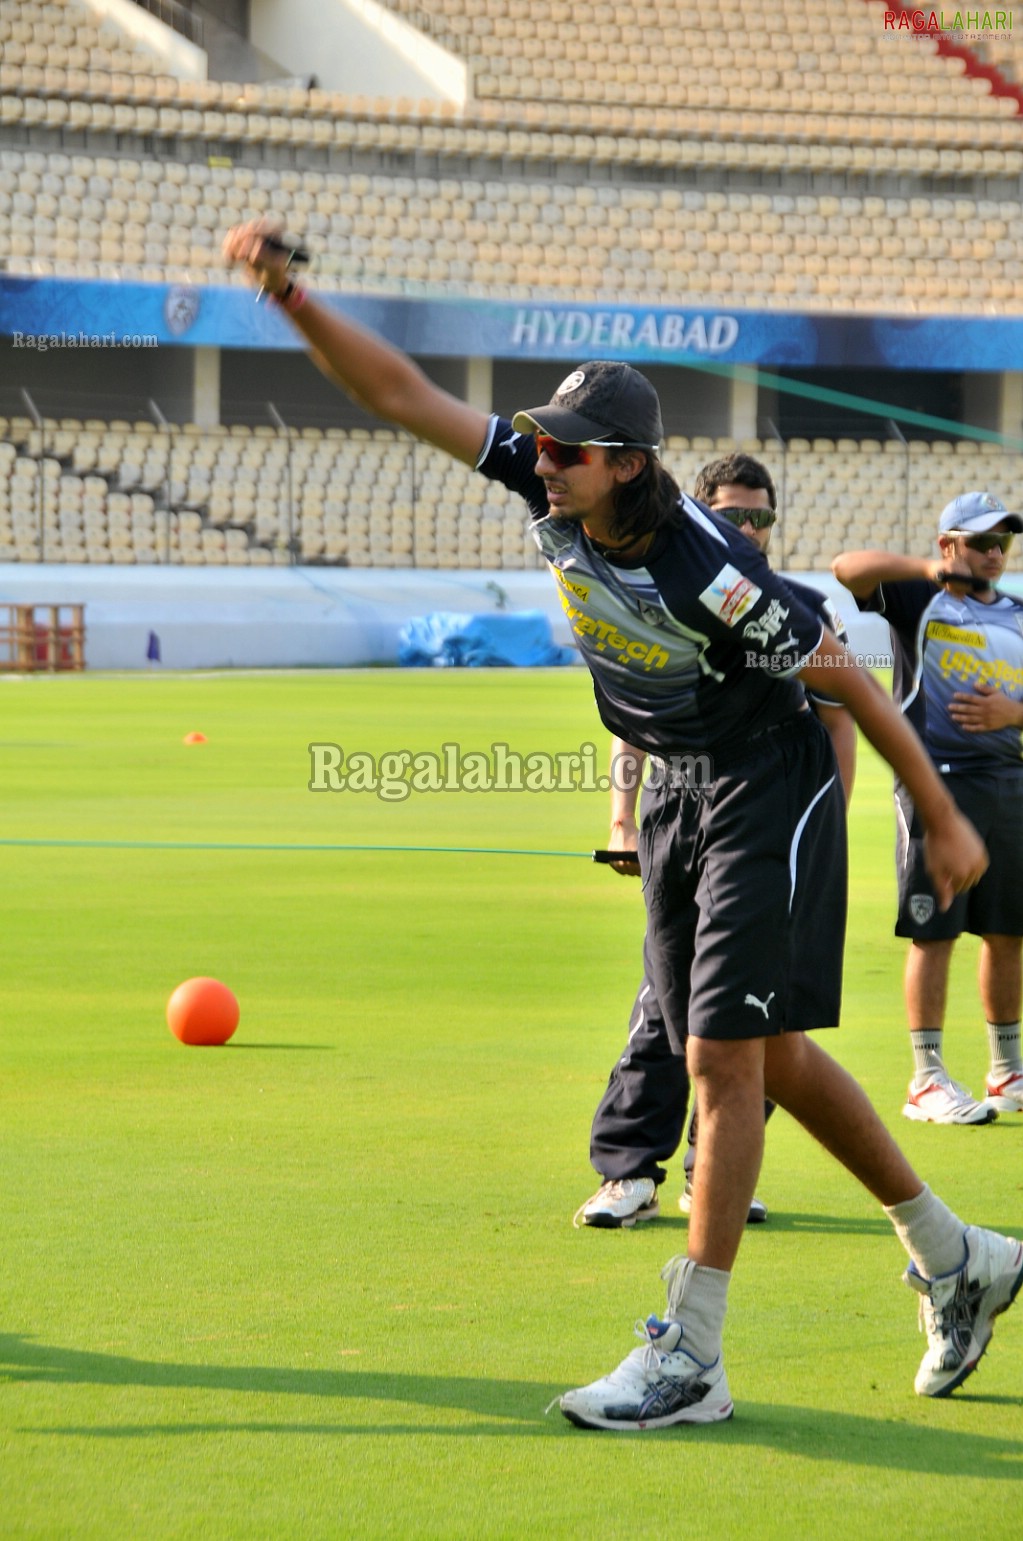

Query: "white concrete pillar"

xmin=466 ymin=356 xmax=493 ymax=414
xmin=193 ymin=346 xmax=221 ymax=428
xmin=728 ymin=373 xmax=758 ymax=442
xmin=998 ymin=372 xmax=1023 ymax=443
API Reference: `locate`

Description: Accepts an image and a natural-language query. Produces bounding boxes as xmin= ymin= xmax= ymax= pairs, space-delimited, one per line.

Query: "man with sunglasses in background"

xmin=834 ymin=493 xmax=1023 ymax=1125
xmin=577 ymin=453 xmax=858 ymax=1229
xmin=223 ymin=218 xmax=1019 ymax=1430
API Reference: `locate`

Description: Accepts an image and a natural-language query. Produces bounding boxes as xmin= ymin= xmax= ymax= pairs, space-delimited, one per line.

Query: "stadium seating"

xmin=2 ymin=416 xmax=1021 ymax=573
xmin=0 ymin=417 xmax=544 ymax=569
xmin=3 ymin=0 xmax=1023 ymax=570
xmin=7 ymin=147 xmax=1023 ymax=314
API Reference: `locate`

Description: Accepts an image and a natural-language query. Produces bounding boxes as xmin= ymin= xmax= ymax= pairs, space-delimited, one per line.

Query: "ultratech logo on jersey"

xmin=557 ymin=591 xmax=670 ymax=669
xmin=937 ymin=648 xmax=1023 ymax=688
xmin=698 ymin=564 xmax=762 ymax=628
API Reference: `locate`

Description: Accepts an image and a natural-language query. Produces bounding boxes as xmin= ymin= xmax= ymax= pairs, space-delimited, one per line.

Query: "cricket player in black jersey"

xmin=577 ymin=453 xmax=857 ymax=1230
xmin=224 ymin=221 xmax=1022 ymax=1427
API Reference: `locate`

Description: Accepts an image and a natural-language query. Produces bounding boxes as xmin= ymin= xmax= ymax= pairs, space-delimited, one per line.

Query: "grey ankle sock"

xmin=660 ymin=1255 xmax=729 ymax=1365
xmin=986 ymin=1020 xmax=1022 ymax=1081
xmin=909 ymin=1029 xmax=945 ymax=1084
xmin=884 ymin=1184 xmax=967 ymax=1280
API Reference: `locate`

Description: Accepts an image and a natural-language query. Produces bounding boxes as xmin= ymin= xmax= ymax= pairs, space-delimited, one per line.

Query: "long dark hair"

xmin=606 ymin=450 xmax=682 ymax=545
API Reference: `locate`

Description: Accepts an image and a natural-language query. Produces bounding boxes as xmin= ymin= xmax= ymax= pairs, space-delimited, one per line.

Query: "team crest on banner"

xmin=910 ymin=894 xmax=935 ymax=925
xmin=164 ymin=285 xmax=201 ymax=337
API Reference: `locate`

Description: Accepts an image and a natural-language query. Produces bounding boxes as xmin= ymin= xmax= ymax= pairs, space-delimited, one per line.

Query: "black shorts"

xmin=895 ymin=771 xmax=1023 ymax=941
xmin=638 ymin=712 xmax=847 ymax=1043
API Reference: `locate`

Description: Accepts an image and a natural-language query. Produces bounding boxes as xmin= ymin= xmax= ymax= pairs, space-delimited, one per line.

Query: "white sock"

xmin=660 ymin=1255 xmax=729 ymax=1365
xmin=986 ymin=1020 xmax=1022 ymax=1081
xmin=884 ymin=1184 xmax=967 ymax=1280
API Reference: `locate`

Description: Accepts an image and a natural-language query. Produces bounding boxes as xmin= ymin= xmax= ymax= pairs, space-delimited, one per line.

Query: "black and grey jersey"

xmin=477 ymin=416 xmax=825 ymax=759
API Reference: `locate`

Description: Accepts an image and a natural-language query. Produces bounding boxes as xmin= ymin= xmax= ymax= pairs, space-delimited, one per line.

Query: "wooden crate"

xmin=0 ymin=604 xmax=85 ymax=671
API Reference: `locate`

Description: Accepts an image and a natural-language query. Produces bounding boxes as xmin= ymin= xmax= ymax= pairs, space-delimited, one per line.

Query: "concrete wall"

xmin=82 ymin=0 xmax=208 ymax=79
xmin=250 ymin=0 xmax=466 ymax=102
xmin=0 ymin=565 xmax=895 ymax=671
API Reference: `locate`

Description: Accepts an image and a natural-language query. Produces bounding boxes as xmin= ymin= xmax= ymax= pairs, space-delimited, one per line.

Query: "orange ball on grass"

xmin=166 ymin=977 xmax=239 ymax=1046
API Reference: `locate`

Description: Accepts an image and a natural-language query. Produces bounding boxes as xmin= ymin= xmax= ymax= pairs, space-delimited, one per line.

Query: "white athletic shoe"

xmin=557 ymin=1316 xmax=733 ymax=1430
xmin=678 ymin=1181 xmax=768 ymax=1225
xmin=573 ymin=1177 xmax=659 ymax=1230
xmin=985 ymin=1069 xmax=1023 ymax=1113
xmin=902 ymin=1072 xmax=998 ymax=1126
xmin=905 ymin=1226 xmax=1023 ymax=1396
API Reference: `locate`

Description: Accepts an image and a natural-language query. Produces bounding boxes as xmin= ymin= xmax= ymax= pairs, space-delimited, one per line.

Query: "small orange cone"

xmin=183 ymin=732 xmax=207 ymax=745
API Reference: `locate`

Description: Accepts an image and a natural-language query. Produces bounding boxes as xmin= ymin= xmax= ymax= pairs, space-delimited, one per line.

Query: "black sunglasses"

xmin=946 ymin=530 xmax=1014 ymax=555
xmin=715 ymin=506 xmax=778 ymax=530
xmin=949 ymin=530 xmax=1016 ymax=554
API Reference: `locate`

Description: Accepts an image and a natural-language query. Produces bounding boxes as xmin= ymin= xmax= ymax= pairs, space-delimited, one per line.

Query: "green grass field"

xmin=1 ymin=669 xmax=1021 ymax=1540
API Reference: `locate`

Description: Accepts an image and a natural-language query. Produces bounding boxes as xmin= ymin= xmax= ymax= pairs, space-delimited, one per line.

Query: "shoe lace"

xmin=633 ymin=1318 xmax=665 ymax=1374
xmin=916 ymin=1270 xmax=978 ymax=1356
xmin=918 ymin=1074 xmax=979 ymax=1107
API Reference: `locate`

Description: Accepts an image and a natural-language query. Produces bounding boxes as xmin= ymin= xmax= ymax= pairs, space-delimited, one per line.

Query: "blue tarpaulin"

xmin=398 ymin=611 xmax=574 ymax=668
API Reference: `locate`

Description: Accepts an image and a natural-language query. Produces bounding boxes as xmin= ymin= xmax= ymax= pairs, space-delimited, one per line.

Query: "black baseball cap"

xmin=512 ymin=361 xmax=663 ymax=447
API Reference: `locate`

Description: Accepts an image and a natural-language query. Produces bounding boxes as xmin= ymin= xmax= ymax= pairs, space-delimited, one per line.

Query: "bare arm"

xmin=949 ymin=680 xmax=1023 ymax=733
xmin=830 ymin=549 xmax=941 ymax=598
xmin=222 ymin=219 xmax=489 ymax=466
xmin=798 ymin=629 xmax=987 ymax=907
xmin=606 ymin=737 xmax=645 ymax=877
xmin=816 ymin=703 xmax=856 ymax=804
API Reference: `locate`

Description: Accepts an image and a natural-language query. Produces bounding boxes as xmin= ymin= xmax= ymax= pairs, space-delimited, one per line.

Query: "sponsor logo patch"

xmin=699 ymin=564 xmax=761 ymax=627
xmin=554 ymin=568 xmax=589 ymax=602
xmin=926 ymin=620 xmax=986 ymax=648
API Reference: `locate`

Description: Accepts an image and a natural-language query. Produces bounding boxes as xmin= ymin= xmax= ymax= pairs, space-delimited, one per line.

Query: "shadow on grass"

xmin=3 ymin=1334 xmax=1022 ymax=1473
xmin=225 ymin=1044 xmax=334 ymax=1052
xmin=650 ymin=1213 xmax=897 ymax=1237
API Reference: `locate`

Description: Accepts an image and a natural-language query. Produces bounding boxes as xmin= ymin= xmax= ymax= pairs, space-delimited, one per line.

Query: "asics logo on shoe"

xmin=631 ymin=1376 xmax=717 ymax=1422
xmin=744 ymin=991 xmax=775 ymax=1019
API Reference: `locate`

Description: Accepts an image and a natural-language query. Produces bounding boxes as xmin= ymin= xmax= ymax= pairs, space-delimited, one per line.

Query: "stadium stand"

xmin=6 ymin=147 xmax=1023 ymax=310
xmin=1 ymin=0 xmax=1022 ymax=573
xmin=1 ymin=413 xmax=1020 ymax=571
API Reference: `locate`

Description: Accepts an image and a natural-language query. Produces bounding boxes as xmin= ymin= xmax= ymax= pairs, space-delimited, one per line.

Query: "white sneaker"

xmin=902 ymin=1072 xmax=998 ymax=1126
xmin=557 ymin=1316 xmax=733 ymax=1430
xmin=985 ymin=1069 xmax=1023 ymax=1112
xmin=905 ymin=1226 xmax=1023 ymax=1396
xmin=573 ymin=1177 xmax=659 ymax=1230
xmin=678 ymin=1181 xmax=768 ymax=1224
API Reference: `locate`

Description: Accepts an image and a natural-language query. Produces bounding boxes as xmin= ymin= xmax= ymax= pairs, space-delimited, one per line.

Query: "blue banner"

xmin=1 ymin=276 xmax=1020 ymax=370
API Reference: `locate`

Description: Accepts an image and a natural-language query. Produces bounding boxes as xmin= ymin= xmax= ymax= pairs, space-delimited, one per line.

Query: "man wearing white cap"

xmin=834 ymin=492 xmax=1023 ymax=1125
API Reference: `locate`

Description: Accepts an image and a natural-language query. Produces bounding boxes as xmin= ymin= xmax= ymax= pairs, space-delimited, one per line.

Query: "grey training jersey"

xmin=477 ymin=417 xmax=825 ymax=759
xmin=862 ymin=579 xmax=1023 ymax=777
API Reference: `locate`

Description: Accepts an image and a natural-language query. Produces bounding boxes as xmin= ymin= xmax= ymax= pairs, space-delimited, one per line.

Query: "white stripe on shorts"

xmin=789 ymin=775 xmax=837 ymax=913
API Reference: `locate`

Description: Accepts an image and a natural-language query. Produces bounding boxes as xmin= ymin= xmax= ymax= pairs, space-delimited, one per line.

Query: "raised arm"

xmin=830 ymin=549 xmax=941 ymax=598
xmin=222 ymin=219 xmax=489 ymax=466
xmin=798 ymin=629 xmax=987 ymax=907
